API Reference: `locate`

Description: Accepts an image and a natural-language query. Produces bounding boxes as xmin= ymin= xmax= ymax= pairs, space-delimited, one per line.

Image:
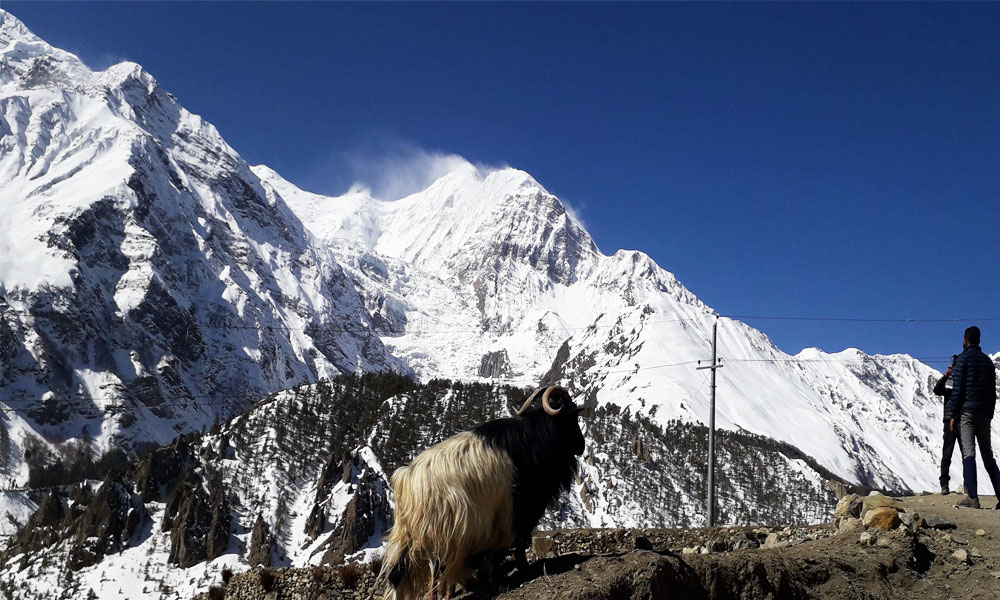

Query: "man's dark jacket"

xmin=934 ymin=374 xmax=953 ymax=421
xmin=948 ymin=345 xmax=998 ymax=418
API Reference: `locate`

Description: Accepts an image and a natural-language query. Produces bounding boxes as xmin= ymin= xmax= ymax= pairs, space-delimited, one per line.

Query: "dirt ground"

xmin=475 ymin=494 xmax=1000 ymax=600
xmin=211 ymin=493 xmax=1000 ymax=600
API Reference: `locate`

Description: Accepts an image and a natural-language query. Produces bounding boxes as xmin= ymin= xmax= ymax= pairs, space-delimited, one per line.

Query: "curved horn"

xmin=541 ymin=386 xmax=570 ymax=416
xmin=514 ymin=387 xmax=546 ymax=415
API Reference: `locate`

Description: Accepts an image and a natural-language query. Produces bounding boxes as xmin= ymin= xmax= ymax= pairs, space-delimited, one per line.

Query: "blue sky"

xmin=6 ymin=2 xmax=999 ymax=362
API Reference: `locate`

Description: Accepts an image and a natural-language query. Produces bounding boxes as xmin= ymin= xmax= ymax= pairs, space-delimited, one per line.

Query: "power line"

xmin=724 ymin=314 xmax=1000 ymax=323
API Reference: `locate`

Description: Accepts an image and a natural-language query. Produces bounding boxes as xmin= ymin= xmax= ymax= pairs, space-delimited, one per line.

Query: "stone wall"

xmin=194 ymin=564 xmax=384 ymax=600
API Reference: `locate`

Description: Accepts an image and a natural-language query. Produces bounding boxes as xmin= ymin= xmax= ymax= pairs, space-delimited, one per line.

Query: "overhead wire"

xmin=0 ymin=308 xmax=988 ymax=414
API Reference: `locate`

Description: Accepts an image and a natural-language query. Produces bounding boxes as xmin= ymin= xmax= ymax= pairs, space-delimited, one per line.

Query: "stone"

xmin=862 ymin=507 xmax=901 ymax=531
xmin=532 ymin=536 xmax=554 ymax=556
xmin=838 ymin=517 xmax=862 ymax=534
xmin=976 ymin=528 xmax=987 ymax=537
xmin=970 ymin=547 xmax=983 ymax=558
xmin=763 ymin=533 xmax=780 ymax=548
xmin=952 ymin=548 xmax=970 ymax=564
xmin=876 ymin=536 xmax=893 ymax=547
xmin=859 ymin=531 xmax=875 ymax=546
xmin=991 ymin=571 xmax=1000 ymax=579
xmin=706 ymin=538 xmax=729 ymax=553
xmin=834 ymin=494 xmax=862 ymax=519
xmin=925 ymin=516 xmax=958 ymax=530
xmin=861 ymin=494 xmax=900 ymax=518
xmin=898 ymin=512 xmax=914 ymax=528
xmin=732 ymin=533 xmax=760 ymax=550
xmin=681 ymin=547 xmax=698 ymax=555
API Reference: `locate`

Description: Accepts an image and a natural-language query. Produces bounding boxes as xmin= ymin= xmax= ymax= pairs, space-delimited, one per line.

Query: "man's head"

xmin=964 ymin=326 xmax=981 ymax=348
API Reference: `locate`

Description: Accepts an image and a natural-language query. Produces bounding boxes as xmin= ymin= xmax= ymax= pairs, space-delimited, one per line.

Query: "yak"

xmin=380 ymin=385 xmax=586 ymax=599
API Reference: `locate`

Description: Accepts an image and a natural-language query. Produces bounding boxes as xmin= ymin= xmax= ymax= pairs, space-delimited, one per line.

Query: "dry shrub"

xmin=340 ymin=563 xmax=360 ymax=589
xmin=368 ymin=552 xmax=383 ymax=574
xmin=258 ymin=568 xmax=276 ymax=592
xmin=207 ymin=584 xmax=225 ymax=600
xmin=221 ymin=568 xmax=234 ymax=585
xmin=311 ymin=565 xmax=325 ymax=582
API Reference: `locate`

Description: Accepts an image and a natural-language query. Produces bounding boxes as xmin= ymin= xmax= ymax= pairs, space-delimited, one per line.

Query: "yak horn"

xmin=541 ymin=386 xmax=570 ymax=416
xmin=515 ymin=387 xmax=546 ymax=415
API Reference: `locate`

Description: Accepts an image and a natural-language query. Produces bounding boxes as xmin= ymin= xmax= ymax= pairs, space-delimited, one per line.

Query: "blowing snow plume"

xmin=305 ymin=140 xmax=507 ymax=201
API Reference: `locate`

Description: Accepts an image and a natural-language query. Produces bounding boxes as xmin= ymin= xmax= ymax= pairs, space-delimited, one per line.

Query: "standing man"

xmin=935 ymin=356 xmax=963 ymax=494
xmin=949 ymin=326 xmax=1000 ymax=509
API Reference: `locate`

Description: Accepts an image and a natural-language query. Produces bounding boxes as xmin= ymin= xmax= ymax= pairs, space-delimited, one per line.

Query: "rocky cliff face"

xmin=0 ymin=9 xmax=402 ymax=486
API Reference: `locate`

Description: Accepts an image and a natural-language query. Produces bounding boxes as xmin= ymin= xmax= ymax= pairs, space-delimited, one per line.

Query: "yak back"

xmin=472 ymin=408 xmax=583 ymax=542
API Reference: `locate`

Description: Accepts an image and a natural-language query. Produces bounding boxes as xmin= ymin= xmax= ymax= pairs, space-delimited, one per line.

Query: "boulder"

xmin=837 ymin=517 xmax=862 ymax=534
xmin=861 ymin=494 xmax=900 ymax=518
xmin=952 ymin=548 xmax=970 ymax=563
xmin=533 ymin=536 xmax=555 ymax=556
xmin=862 ymin=507 xmax=900 ymax=531
xmin=834 ymin=494 xmax=862 ymax=519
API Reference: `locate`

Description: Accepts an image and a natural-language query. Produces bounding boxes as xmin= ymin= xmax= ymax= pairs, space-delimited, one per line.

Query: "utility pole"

xmin=697 ymin=314 xmax=723 ymax=527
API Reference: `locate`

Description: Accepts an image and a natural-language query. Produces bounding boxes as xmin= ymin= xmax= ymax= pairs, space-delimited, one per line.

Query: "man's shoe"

xmin=940 ymin=486 xmax=951 ymax=495
xmin=956 ymin=495 xmax=981 ymax=509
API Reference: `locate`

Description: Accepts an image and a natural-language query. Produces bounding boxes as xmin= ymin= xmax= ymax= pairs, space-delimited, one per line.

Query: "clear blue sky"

xmin=6 ymin=2 xmax=1000 ymax=363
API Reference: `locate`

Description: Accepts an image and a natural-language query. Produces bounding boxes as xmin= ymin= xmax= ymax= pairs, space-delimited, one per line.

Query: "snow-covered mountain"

xmin=256 ymin=162 xmax=990 ymax=495
xmin=3 ymin=10 xmax=999 ymax=598
xmin=0 ymin=10 xmax=402 ymax=481
xmin=1 ymin=1 xmax=995 ymax=536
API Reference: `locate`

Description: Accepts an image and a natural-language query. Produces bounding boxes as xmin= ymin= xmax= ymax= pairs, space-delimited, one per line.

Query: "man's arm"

xmin=933 ymin=371 xmax=950 ymax=396
xmin=949 ymin=353 xmax=968 ymax=418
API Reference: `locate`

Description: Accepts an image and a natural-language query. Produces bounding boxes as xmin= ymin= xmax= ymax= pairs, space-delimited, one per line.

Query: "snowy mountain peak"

xmin=0 ymin=10 xmax=89 ymax=88
xmin=0 ymin=9 xmax=33 ymax=42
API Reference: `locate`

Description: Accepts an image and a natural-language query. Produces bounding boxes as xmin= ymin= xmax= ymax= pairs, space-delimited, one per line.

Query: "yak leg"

xmin=513 ymin=544 xmax=529 ymax=573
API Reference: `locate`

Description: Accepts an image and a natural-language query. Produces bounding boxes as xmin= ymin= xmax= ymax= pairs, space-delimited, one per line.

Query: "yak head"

xmin=513 ymin=385 xmax=586 ymax=457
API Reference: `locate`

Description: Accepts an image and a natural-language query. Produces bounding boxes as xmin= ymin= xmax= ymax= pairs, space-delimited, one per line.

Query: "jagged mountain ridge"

xmin=0 ymin=10 xmax=402 ymax=481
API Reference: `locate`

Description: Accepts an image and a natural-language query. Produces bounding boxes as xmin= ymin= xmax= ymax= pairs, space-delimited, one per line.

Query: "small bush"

xmin=258 ymin=569 xmax=275 ymax=592
xmin=207 ymin=584 xmax=225 ymax=600
xmin=310 ymin=565 xmax=325 ymax=582
xmin=368 ymin=553 xmax=383 ymax=575
xmin=340 ymin=563 xmax=359 ymax=589
xmin=220 ymin=568 xmax=233 ymax=585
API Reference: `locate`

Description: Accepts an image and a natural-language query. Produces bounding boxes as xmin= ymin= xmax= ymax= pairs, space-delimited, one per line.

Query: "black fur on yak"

xmin=380 ymin=385 xmax=585 ymax=599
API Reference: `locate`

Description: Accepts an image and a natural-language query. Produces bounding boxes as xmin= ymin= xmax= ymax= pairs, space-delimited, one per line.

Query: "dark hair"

xmin=965 ymin=326 xmax=981 ymax=345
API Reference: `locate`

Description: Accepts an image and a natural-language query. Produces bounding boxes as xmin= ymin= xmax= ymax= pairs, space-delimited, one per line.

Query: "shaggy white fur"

xmin=381 ymin=431 xmax=515 ymax=599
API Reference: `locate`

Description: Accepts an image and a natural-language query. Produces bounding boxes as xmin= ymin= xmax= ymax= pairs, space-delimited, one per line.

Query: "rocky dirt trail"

xmin=207 ymin=493 xmax=1000 ymax=600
